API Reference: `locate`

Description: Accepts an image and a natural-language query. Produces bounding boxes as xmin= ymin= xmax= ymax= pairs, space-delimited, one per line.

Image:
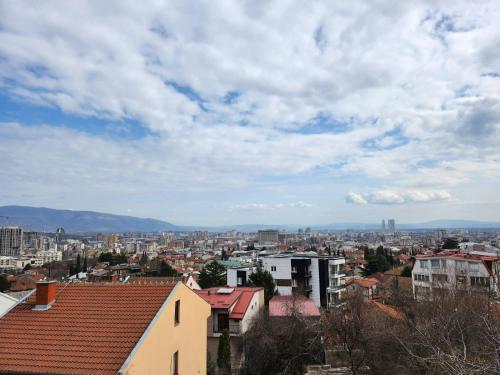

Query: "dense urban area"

xmin=1 ymin=221 xmax=499 ymax=374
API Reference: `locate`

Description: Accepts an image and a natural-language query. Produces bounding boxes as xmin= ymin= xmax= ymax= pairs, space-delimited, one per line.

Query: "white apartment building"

xmin=412 ymin=251 xmax=500 ymax=299
xmin=261 ymin=253 xmax=346 ymax=308
xmin=36 ymin=249 xmax=63 ymax=264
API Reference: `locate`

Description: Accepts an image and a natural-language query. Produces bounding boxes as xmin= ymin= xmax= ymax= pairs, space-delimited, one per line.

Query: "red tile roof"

xmin=0 ymin=283 xmax=175 ymax=375
xmin=269 ymin=296 xmax=320 ymax=317
xmin=195 ymin=287 xmax=262 ymax=319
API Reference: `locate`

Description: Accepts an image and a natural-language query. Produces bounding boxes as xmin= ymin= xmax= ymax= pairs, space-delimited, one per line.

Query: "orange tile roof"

xmin=367 ymin=300 xmax=404 ymax=320
xmin=0 ymin=283 xmax=175 ymax=375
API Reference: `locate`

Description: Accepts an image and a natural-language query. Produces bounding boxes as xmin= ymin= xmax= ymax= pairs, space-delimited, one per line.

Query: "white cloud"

xmin=345 ymin=192 xmax=367 ymax=205
xmin=346 ymin=190 xmax=452 ymax=205
xmin=0 ymin=1 xmax=499 ymax=223
xmin=231 ymin=201 xmax=314 ymax=211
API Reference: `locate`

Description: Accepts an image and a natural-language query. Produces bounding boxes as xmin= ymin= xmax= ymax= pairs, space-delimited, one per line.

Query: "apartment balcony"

xmin=327 ymin=285 xmax=345 ymax=293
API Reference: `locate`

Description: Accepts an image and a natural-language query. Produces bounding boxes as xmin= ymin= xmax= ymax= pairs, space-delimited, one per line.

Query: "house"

xmin=0 ymin=280 xmax=211 ymax=374
xmin=196 ymin=286 xmax=264 ymax=370
xmin=261 ymin=253 xmax=346 ymax=308
xmin=269 ymin=295 xmax=321 ymax=318
xmin=411 ymin=251 xmax=500 ymax=299
xmin=346 ymin=277 xmax=379 ymax=299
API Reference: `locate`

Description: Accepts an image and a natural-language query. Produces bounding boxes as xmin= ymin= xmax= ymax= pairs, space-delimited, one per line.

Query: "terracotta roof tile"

xmin=0 ymin=283 xmax=175 ymax=375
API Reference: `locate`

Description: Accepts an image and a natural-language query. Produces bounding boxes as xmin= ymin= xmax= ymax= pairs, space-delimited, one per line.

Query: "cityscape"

xmin=1 ymin=1 xmax=500 ymax=375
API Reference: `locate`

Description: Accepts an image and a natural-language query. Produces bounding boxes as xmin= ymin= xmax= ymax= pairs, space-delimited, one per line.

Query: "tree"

xmin=242 ymin=299 xmax=323 ymax=375
xmin=198 ymin=261 xmax=227 ymax=289
xmin=83 ymin=256 xmax=88 ymax=272
xmin=23 ymin=263 xmax=32 ymax=272
xmin=0 ymin=274 xmax=11 ymax=292
xmin=217 ymin=329 xmax=231 ymax=375
xmin=159 ymin=261 xmax=177 ymax=277
xmin=139 ymin=251 xmax=148 ymax=266
xmin=248 ymin=267 xmax=276 ymax=304
xmin=442 ymin=238 xmax=459 ymax=249
xmin=98 ymin=252 xmax=113 ymax=263
xmin=400 ymin=266 xmax=412 ymax=277
xmin=207 ymin=352 xmax=217 ymax=375
xmin=75 ymin=254 xmax=81 ymax=274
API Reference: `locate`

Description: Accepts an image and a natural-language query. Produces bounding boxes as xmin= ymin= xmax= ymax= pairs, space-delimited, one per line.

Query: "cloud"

xmin=346 ymin=190 xmax=452 ymax=205
xmin=0 ymin=1 xmax=499 ymax=223
xmin=345 ymin=192 xmax=367 ymax=205
xmin=231 ymin=201 xmax=314 ymax=210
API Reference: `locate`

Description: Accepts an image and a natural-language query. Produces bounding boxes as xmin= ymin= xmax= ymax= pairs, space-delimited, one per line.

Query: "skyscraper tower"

xmin=381 ymin=220 xmax=386 ymax=232
xmin=388 ymin=219 xmax=396 ymax=234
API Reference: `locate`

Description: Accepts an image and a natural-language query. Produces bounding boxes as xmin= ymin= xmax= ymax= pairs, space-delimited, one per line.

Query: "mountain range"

xmin=0 ymin=205 xmax=499 ymax=233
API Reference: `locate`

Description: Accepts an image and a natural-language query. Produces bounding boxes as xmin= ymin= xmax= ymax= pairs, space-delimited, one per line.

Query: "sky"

xmin=0 ymin=0 xmax=500 ymax=226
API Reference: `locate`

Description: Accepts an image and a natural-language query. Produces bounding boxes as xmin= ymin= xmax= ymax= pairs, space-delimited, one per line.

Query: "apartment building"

xmin=261 ymin=253 xmax=346 ymax=308
xmin=257 ymin=229 xmax=279 ymax=244
xmin=0 ymin=226 xmax=23 ymax=257
xmin=412 ymin=251 xmax=500 ymax=299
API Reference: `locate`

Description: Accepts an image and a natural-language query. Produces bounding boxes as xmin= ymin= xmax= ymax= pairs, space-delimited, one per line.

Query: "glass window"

xmin=431 ymin=259 xmax=440 ymax=269
xmin=420 ymin=260 xmax=429 ymax=268
xmin=174 ymin=300 xmax=180 ymax=324
xmin=172 ymin=351 xmax=179 ymax=375
xmin=468 ymin=262 xmax=479 ymax=272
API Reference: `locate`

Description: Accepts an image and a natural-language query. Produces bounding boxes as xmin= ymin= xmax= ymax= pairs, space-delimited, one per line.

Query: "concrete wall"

xmin=123 ymin=282 xmax=211 ymax=375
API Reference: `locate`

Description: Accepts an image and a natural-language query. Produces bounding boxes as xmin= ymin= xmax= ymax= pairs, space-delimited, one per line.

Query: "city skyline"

xmin=1 ymin=1 xmax=500 ymax=225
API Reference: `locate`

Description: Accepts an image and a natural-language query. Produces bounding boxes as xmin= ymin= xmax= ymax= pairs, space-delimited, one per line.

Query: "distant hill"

xmin=0 ymin=205 xmax=180 ymax=233
xmin=1 ymin=205 xmax=499 ymax=233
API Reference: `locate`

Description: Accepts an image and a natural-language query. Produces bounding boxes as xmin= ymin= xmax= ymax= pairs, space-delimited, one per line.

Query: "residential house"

xmin=0 ymin=280 xmax=211 ymax=374
xmin=196 ymin=286 xmax=264 ymax=370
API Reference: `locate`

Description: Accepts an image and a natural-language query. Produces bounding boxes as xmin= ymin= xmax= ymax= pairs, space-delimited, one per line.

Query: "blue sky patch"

xmin=0 ymin=93 xmax=153 ymax=139
xmin=165 ymin=80 xmax=207 ymax=111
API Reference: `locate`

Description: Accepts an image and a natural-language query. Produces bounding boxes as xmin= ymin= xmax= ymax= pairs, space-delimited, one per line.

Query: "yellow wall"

xmin=123 ymin=282 xmax=211 ymax=375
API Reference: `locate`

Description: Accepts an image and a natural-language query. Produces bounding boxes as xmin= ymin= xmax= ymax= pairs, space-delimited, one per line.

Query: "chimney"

xmin=33 ymin=280 xmax=57 ymax=310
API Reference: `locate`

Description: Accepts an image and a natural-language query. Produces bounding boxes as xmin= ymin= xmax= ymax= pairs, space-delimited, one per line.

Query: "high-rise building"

xmin=381 ymin=220 xmax=386 ymax=231
xmin=257 ymin=229 xmax=279 ymax=244
xmin=0 ymin=226 xmax=23 ymax=257
xmin=388 ymin=219 xmax=396 ymax=233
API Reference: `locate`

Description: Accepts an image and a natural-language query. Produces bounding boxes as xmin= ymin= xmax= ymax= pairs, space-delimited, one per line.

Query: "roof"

xmin=0 ymin=282 xmax=175 ymax=375
xmin=367 ymin=300 xmax=404 ymax=320
xmin=415 ymin=252 xmax=499 ymax=262
xmin=354 ymin=278 xmax=379 ymax=289
xmin=269 ymin=296 xmax=320 ymax=317
xmin=195 ymin=286 xmax=262 ymax=319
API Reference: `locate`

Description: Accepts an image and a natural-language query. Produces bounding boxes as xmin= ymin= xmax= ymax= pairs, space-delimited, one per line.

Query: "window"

xmin=216 ymin=313 xmax=229 ymax=332
xmin=419 ymin=260 xmax=429 ymax=269
xmin=172 ymin=351 xmax=179 ymax=375
xmin=291 ymin=279 xmax=298 ymax=287
xmin=431 ymin=259 xmax=440 ymax=269
xmin=174 ymin=300 xmax=180 ymax=325
xmin=441 ymin=259 xmax=447 ymax=268
xmin=468 ymin=262 xmax=479 ymax=272
xmin=432 ymin=274 xmax=448 ymax=283
xmin=470 ymin=276 xmax=490 ymax=287
xmin=414 ymin=274 xmax=429 ymax=282
xmin=271 ymin=266 xmax=276 ymax=272
xmin=456 ymin=260 xmax=466 ymax=270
